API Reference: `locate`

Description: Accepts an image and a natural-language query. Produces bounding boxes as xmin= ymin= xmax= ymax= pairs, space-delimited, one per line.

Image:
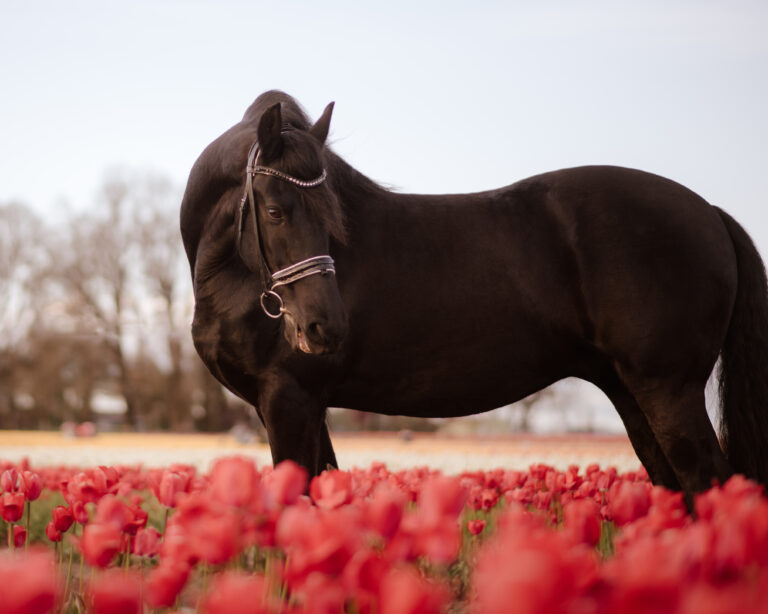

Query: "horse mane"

xmin=243 ymin=91 xmax=390 ymax=243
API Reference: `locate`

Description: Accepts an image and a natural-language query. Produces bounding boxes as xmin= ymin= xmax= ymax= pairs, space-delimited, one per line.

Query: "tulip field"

xmin=1 ymin=450 xmax=768 ymax=613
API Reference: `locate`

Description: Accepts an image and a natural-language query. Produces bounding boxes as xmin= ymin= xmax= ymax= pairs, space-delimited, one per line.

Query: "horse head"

xmin=237 ymin=101 xmax=348 ymax=355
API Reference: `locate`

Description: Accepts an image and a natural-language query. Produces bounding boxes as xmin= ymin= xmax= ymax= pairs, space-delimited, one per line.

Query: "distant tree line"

xmin=0 ymin=171 xmax=252 ymax=432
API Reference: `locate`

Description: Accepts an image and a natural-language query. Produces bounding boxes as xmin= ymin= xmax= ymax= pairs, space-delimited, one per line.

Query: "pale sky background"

xmin=2 ymin=0 xmax=767 ymax=251
xmin=2 ymin=1 xmax=766 ymax=430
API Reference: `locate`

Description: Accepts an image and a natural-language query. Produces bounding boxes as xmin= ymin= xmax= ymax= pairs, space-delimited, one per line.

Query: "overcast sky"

xmin=2 ymin=1 xmax=767 ymax=255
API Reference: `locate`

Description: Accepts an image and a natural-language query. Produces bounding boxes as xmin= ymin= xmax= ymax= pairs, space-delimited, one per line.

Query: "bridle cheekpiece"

xmin=238 ymin=139 xmax=336 ymax=319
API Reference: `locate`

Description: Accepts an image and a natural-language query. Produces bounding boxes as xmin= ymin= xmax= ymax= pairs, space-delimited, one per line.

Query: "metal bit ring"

xmin=260 ymin=290 xmax=286 ymax=319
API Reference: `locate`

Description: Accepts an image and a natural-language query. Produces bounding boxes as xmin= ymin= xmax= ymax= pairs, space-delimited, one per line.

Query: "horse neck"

xmin=327 ymin=151 xmax=495 ymax=216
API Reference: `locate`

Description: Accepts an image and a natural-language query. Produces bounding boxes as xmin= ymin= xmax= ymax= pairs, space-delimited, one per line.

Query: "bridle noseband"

xmin=237 ymin=139 xmax=336 ymax=319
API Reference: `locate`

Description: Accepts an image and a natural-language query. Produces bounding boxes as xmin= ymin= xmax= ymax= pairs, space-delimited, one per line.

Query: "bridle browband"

xmin=237 ymin=138 xmax=336 ymax=319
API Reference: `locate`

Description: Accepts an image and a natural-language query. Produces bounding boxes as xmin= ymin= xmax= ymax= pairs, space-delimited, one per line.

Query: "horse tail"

xmin=715 ymin=206 xmax=768 ymax=487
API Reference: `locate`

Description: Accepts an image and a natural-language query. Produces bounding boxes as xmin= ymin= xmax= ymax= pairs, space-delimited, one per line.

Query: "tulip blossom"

xmin=87 ymin=570 xmax=143 ymax=614
xmin=19 ymin=471 xmax=42 ymax=501
xmin=264 ymin=460 xmax=307 ymax=506
xmin=93 ymin=495 xmax=133 ymax=530
xmin=1 ymin=468 xmax=18 ymax=492
xmin=71 ymin=499 xmax=89 ymax=525
xmin=66 ymin=471 xmax=106 ymax=504
xmin=200 ymin=571 xmax=273 ymax=614
xmin=366 ymin=483 xmax=406 ymax=540
xmin=52 ymin=505 xmax=74 ymax=533
xmin=562 ymin=498 xmax=602 ymax=547
xmin=0 ymin=549 xmax=62 ymax=614
xmin=153 ymin=469 xmax=189 ymax=508
xmin=467 ymin=519 xmax=486 ymax=536
xmin=146 ymin=560 xmax=190 ymax=608
xmin=13 ymin=525 xmax=27 ymax=548
xmin=472 ymin=507 xmax=598 ymax=614
xmin=45 ymin=521 xmax=62 ymax=543
xmin=133 ymin=526 xmax=161 ymax=557
xmin=1 ymin=491 xmax=25 ymax=523
xmin=310 ymin=469 xmax=353 ymax=509
xmin=210 ymin=457 xmax=260 ymax=508
xmin=379 ymin=567 xmax=450 ymax=614
xmin=80 ymin=522 xmax=123 ymax=568
xmin=609 ymin=481 xmax=652 ymax=526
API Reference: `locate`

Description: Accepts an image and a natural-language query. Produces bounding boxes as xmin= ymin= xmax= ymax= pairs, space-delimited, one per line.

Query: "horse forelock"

xmin=274 ymin=130 xmax=347 ymax=244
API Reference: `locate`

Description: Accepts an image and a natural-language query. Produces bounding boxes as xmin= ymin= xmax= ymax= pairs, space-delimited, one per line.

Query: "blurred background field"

xmin=0 ymin=429 xmax=639 ymax=474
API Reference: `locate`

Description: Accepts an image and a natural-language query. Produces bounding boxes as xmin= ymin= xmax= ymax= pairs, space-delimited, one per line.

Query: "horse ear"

xmin=257 ymin=103 xmax=283 ymax=163
xmin=309 ymin=102 xmax=334 ymax=144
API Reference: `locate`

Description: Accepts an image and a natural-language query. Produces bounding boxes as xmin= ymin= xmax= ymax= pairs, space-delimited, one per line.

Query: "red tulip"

xmin=13 ymin=525 xmax=27 ymax=548
xmin=264 ymin=460 xmax=307 ymax=506
xmin=366 ymin=484 xmax=406 ymax=539
xmin=467 ymin=519 xmax=487 ymax=536
xmin=277 ymin=505 xmax=363 ymax=583
xmin=342 ymin=548 xmax=389 ymax=596
xmin=187 ymin=510 xmax=240 ymax=565
xmin=602 ymin=538 xmax=681 ymax=614
xmin=379 ymin=567 xmax=450 ymax=614
xmin=1 ymin=491 xmax=25 ymax=522
xmin=88 ymin=570 xmax=142 ymax=614
xmin=210 ymin=457 xmax=260 ymax=508
xmin=123 ymin=504 xmax=148 ymax=536
xmin=19 ymin=471 xmax=42 ymax=501
xmin=472 ymin=506 xmax=599 ymax=614
xmin=133 ymin=526 xmax=161 ymax=557
xmin=93 ymin=495 xmax=132 ymax=530
xmin=609 ymin=481 xmax=651 ymax=526
xmin=80 ymin=522 xmax=123 ymax=568
xmin=562 ymin=498 xmax=601 ymax=546
xmin=72 ymin=500 xmax=89 ymax=525
xmin=0 ymin=549 xmax=62 ymax=614
xmin=1 ymin=468 xmax=18 ymax=492
xmin=154 ymin=470 xmax=188 ymax=508
xmin=310 ymin=469 xmax=352 ymax=509
xmin=146 ymin=560 xmax=190 ymax=608
xmin=52 ymin=505 xmax=74 ymax=533
xmin=418 ymin=476 xmax=466 ymax=525
xmin=45 ymin=521 xmax=62 ymax=543
xmin=295 ymin=571 xmax=347 ymax=614
xmin=97 ymin=465 xmax=120 ymax=492
xmin=200 ymin=571 xmax=271 ymax=614
xmin=158 ymin=523 xmax=193 ymax=564
xmin=66 ymin=471 xmax=105 ymax=504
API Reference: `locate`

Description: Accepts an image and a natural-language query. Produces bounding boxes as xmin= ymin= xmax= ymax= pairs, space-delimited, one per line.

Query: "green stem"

xmin=25 ymin=501 xmax=30 ymax=551
xmin=124 ymin=534 xmax=131 ymax=568
xmin=65 ymin=542 xmax=74 ymax=603
xmin=78 ymin=548 xmax=84 ymax=596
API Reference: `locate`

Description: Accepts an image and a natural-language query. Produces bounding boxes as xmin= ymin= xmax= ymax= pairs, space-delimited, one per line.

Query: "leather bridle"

xmin=236 ymin=139 xmax=336 ymax=319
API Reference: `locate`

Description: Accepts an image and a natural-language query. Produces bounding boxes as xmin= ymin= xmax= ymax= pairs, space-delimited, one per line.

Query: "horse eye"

xmin=266 ymin=206 xmax=283 ymax=220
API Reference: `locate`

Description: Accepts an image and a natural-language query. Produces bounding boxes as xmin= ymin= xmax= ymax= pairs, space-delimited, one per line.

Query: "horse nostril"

xmin=306 ymin=322 xmax=328 ymax=344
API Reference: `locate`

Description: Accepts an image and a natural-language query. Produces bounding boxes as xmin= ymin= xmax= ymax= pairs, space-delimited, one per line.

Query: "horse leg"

xmin=628 ymin=381 xmax=732 ymax=504
xmin=598 ymin=377 xmax=680 ymax=490
xmin=258 ymin=371 xmax=337 ymax=478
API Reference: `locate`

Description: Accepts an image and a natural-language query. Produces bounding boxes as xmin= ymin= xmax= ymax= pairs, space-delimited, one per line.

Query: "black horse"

xmin=181 ymin=90 xmax=768 ymax=501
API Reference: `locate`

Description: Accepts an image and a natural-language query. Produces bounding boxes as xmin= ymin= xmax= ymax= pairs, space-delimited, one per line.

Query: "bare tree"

xmin=0 ymin=173 xmax=237 ymax=433
xmin=48 ymin=176 xmax=142 ymax=427
xmin=0 ymin=202 xmax=48 ymax=427
xmin=132 ymin=174 xmax=194 ymax=430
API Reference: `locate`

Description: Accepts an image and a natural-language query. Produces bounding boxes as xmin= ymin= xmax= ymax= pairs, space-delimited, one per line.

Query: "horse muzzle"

xmin=284 ymin=310 xmax=347 ymax=356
